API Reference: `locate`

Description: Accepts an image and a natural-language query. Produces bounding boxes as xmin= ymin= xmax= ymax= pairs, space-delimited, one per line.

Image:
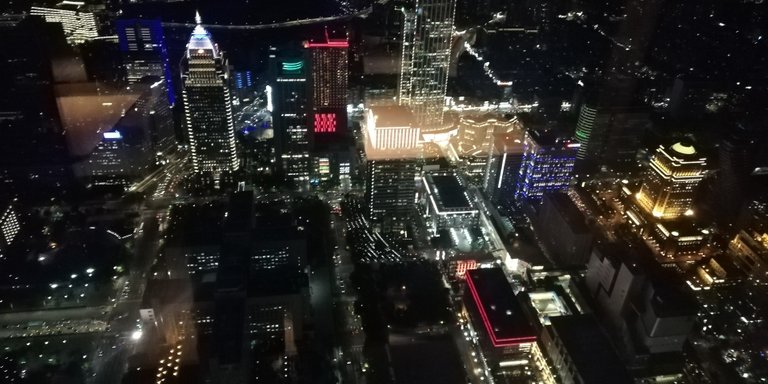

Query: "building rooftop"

xmin=224 ymin=191 xmax=254 ymax=233
xmin=549 ymin=315 xmax=632 ymax=384
xmin=187 ymin=12 xmax=219 ymax=57
xmin=425 ymin=174 xmax=473 ymax=211
xmin=367 ymin=105 xmax=414 ymax=128
xmin=526 ymin=127 xmax=578 ymax=149
xmin=526 ymin=291 xmax=572 ymax=325
xmin=542 ymin=192 xmax=590 ymax=234
xmin=466 ymin=268 xmax=536 ymax=347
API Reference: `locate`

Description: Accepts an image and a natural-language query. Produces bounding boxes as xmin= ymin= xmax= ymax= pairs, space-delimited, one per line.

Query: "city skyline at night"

xmin=1 ymin=1 xmax=767 ymax=383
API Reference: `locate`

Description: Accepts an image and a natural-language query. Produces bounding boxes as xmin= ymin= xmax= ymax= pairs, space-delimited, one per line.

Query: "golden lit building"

xmin=729 ymin=230 xmax=768 ymax=282
xmin=636 ymin=142 xmax=707 ymax=220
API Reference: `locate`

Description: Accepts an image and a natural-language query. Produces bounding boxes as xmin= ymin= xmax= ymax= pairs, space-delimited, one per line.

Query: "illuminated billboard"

xmin=281 ymin=60 xmax=304 ymax=75
xmin=313 ymin=113 xmax=337 ymax=133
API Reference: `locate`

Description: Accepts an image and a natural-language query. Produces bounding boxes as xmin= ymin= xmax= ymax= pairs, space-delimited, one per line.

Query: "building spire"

xmin=195 ymin=10 xmax=202 ymax=25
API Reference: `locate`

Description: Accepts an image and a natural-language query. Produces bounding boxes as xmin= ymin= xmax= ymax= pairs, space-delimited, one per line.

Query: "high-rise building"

xmin=515 ymin=129 xmax=578 ymax=203
xmin=715 ymin=126 xmax=760 ymax=224
xmin=728 ymin=230 xmax=768 ymax=283
xmin=270 ymin=49 xmax=311 ymax=184
xmin=182 ymin=13 xmax=239 ymax=176
xmin=398 ymin=0 xmax=457 ymax=129
xmin=116 ymin=18 xmax=174 ymax=105
xmin=454 ymin=115 xmax=520 ymax=187
xmin=540 ymin=315 xmax=632 ymax=384
xmin=363 ymin=106 xmax=421 ymax=231
xmin=575 ymin=104 xmax=650 ymax=172
xmin=365 ymin=107 xmax=420 ymax=150
xmin=635 ymin=142 xmax=707 ymax=221
xmin=0 ymin=15 xmax=71 ymax=196
xmin=484 ymin=132 xmax=525 ymax=207
xmin=535 ymin=192 xmax=593 ymax=266
xmin=305 ymin=30 xmax=348 ymax=138
xmin=574 ymin=104 xmax=597 ymax=160
xmin=30 ymin=5 xmax=98 ymax=45
xmin=74 ymin=78 xmax=175 ymax=187
xmin=0 ymin=203 xmax=20 ymax=254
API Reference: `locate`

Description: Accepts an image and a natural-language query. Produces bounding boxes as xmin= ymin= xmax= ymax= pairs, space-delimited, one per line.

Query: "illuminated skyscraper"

xmin=0 ymin=15 xmax=71 ymax=194
xmin=116 ymin=18 xmax=174 ymax=105
xmin=182 ymin=13 xmax=239 ymax=175
xmin=636 ymin=142 xmax=707 ymax=220
xmin=515 ymin=130 xmax=578 ymax=202
xmin=363 ymin=106 xmax=421 ymax=231
xmin=574 ymin=104 xmax=597 ymax=160
xmin=574 ymin=103 xmax=650 ymax=172
xmin=305 ymin=30 xmax=348 ymax=137
xmin=30 ymin=5 xmax=98 ymax=45
xmin=0 ymin=203 xmax=20 ymax=253
xmin=270 ymin=49 xmax=311 ymax=184
xmin=398 ymin=0 xmax=456 ymax=129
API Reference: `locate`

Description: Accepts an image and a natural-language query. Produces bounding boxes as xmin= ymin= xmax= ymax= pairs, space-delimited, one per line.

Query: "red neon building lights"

xmin=314 ymin=113 xmax=337 ymax=133
xmin=303 ymin=28 xmax=349 ymax=48
xmin=465 ymin=271 xmax=537 ymax=347
xmin=455 ymin=260 xmax=477 ymax=279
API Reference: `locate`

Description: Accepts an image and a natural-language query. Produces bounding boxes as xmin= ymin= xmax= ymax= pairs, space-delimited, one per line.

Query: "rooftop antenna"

xmin=195 ymin=10 xmax=202 ymax=25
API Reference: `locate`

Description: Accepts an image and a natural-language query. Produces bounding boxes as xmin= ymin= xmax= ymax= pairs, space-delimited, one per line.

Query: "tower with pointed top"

xmin=182 ymin=13 xmax=239 ymax=176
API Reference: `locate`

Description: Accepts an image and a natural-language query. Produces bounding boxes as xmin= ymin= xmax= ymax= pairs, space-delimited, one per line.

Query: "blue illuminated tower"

xmin=116 ymin=18 xmax=175 ymax=105
xmin=515 ymin=129 xmax=578 ymax=203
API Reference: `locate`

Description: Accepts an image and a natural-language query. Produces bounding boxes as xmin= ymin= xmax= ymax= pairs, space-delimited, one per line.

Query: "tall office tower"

xmin=363 ymin=106 xmax=421 ymax=231
xmin=484 ymin=132 xmax=525 ymax=207
xmin=515 ymin=130 xmax=578 ymax=203
xmin=305 ymin=30 xmax=349 ymax=139
xmin=716 ymin=127 xmax=759 ymax=224
xmin=116 ymin=18 xmax=174 ymax=105
xmin=635 ymin=142 xmax=707 ymax=221
xmin=0 ymin=16 xmax=71 ymax=195
xmin=70 ymin=78 xmax=175 ymax=187
xmin=398 ymin=0 xmax=457 ymax=129
xmin=30 ymin=5 xmax=98 ymax=45
xmin=0 ymin=203 xmax=21 ymax=254
xmin=270 ymin=49 xmax=311 ymax=184
xmin=574 ymin=104 xmax=597 ymax=161
xmin=182 ymin=13 xmax=239 ymax=176
xmin=574 ymin=103 xmax=650 ymax=173
xmin=729 ymin=230 xmax=768 ymax=283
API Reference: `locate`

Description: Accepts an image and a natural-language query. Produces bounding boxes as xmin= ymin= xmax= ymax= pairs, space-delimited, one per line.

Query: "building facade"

xmin=271 ymin=50 xmax=311 ymax=184
xmin=635 ymin=142 xmax=707 ymax=220
xmin=398 ymin=0 xmax=457 ymax=129
xmin=515 ymin=130 xmax=578 ymax=203
xmin=484 ymin=132 xmax=525 ymax=207
xmin=0 ymin=204 xmax=20 ymax=254
xmin=535 ymin=192 xmax=593 ymax=266
xmin=30 ymin=6 xmax=98 ymax=45
xmin=182 ymin=14 xmax=239 ymax=176
xmin=363 ymin=106 xmax=421 ymax=231
xmin=729 ymin=230 xmax=768 ymax=283
xmin=116 ymin=18 xmax=174 ymax=105
xmin=305 ymin=31 xmax=348 ymax=139
xmin=421 ymin=173 xmax=479 ymax=233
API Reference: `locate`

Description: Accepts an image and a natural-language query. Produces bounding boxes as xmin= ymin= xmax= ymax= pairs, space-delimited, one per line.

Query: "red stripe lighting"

xmin=466 ymin=272 xmax=537 ymax=347
xmin=304 ymin=41 xmax=349 ymax=48
xmin=304 ymin=28 xmax=348 ymax=48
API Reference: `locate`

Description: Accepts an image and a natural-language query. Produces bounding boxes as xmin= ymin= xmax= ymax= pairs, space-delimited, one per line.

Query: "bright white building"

xmin=30 ymin=5 xmax=98 ymax=45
